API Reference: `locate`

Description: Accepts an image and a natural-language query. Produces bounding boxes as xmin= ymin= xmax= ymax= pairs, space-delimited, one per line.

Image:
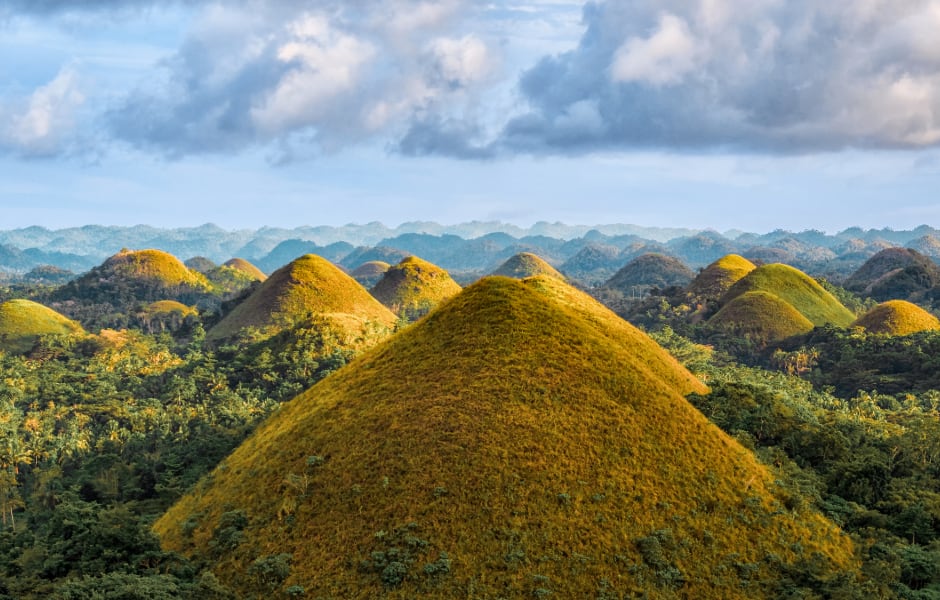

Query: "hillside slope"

xmin=490 ymin=252 xmax=565 ymax=280
xmin=157 ymin=276 xmax=854 ymax=599
xmin=852 ymin=300 xmax=940 ymax=335
xmin=369 ymin=256 xmax=462 ymax=320
xmin=0 ymin=299 xmax=84 ymax=353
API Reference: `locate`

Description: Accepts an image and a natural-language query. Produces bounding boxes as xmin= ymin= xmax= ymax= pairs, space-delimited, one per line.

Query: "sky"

xmin=3 ymin=0 xmax=940 ymax=234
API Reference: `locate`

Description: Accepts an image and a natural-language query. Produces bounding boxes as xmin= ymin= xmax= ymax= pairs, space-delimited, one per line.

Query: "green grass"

xmin=141 ymin=300 xmax=198 ymax=318
xmin=853 ymin=300 xmax=940 ymax=335
xmin=157 ymin=276 xmax=855 ymax=599
xmin=0 ymin=299 xmax=84 ymax=353
xmin=710 ymin=290 xmax=814 ymax=342
xmin=369 ymin=256 xmax=462 ymax=319
xmin=687 ymin=254 xmax=756 ymax=299
xmin=207 ymin=254 xmax=396 ymax=343
xmin=491 ymin=252 xmax=565 ymax=280
xmin=721 ymin=263 xmax=855 ymax=327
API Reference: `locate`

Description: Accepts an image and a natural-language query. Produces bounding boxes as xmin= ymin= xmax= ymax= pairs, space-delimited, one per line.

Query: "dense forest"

xmin=0 ymin=240 xmax=939 ymax=598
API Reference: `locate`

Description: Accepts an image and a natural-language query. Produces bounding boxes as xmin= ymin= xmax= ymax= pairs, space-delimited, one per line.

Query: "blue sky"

xmin=3 ymin=1 xmax=940 ymax=233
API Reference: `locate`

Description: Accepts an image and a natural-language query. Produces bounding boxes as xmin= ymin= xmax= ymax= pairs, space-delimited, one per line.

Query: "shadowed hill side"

xmin=0 ymin=299 xmax=84 ymax=353
xmin=709 ymin=290 xmax=815 ymax=343
xmin=844 ymin=248 xmax=940 ymax=296
xmin=206 ymin=254 xmax=396 ymax=343
xmin=156 ymin=276 xmax=854 ymax=599
xmin=688 ymin=254 xmax=757 ymax=300
xmin=602 ymin=253 xmax=694 ymax=292
xmin=721 ymin=263 xmax=855 ymax=327
xmin=490 ymin=252 xmax=565 ymax=280
xmin=852 ymin=300 xmax=940 ymax=335
xmin=350 ymin=261 xmax=391 ymax=288
xmin=368 ymin=256 xmax=461 ymax=320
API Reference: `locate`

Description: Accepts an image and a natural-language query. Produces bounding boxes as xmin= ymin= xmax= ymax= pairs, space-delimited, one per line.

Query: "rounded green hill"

xmin=853 ymin=300 xmax=940 ymax=336
xmin=350 ymin=261 xmax=391 ymax=288
xmin=710 ymin=290 xmax=815 ymax=343
xmin=603 ymin=253 xmax=694 ymax=291
xmin=100 ymin=249 xmax=210 ymax=288
xmin=207 ymin=254 xmax=396 ymax=343
xmin=0 ymin=299 xmax=84 ymax=353
xmin=369 ymin=256 xmax=462 ymax=319
xmin=490 ymin=252 xmax=565 ymax=280
xmin=721 ymin=263 xmax=855 ymax=327
xmin=688 ymin=254 xmax=756 ymax=299
xmin=157 ymin=276 xmax=854 ymax=599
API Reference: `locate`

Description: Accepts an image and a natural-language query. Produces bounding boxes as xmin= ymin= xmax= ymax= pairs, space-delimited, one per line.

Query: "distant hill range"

xmin=2 ymin=223 xmax=940 ymax=285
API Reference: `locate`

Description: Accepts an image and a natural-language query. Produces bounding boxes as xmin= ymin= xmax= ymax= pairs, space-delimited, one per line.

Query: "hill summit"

xmin=369 ymin=256 xmax=462 ymax=320
xmin=687 ymin=254 xmax=756 ymax=300
xmin=207 ymin=254 xmax=396 ymax=343
xmin=157 ymin=276 xmax=853 ymax=598
xmin=853 ymin=300 xmax=940 ymax=335
xmin=0 ymin=299 xmax=84 ymax=353
xmin=602 ymin=253 xmax=694 ymax=292
xmin=490 ymin=252 xmax=565 ymax=280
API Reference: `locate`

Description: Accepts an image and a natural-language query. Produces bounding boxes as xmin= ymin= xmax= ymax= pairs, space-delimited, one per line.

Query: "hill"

xmin=184 ymin=256 xmax=217 ymax=273
xmin=852 ymin=300 xmax=940 ymax=336
xmin=157 ymin=276 xmax=854 ymax=599
xmin=709 ymin=290 xmax=815 ymax=343
xmin=222 ymin=258 xmax=267 ymax=282
xmin=350 ymin=261 xmax=390 ymax=288
xmin=203 ymin=258 xmax=267 ymax=297
xmin=721 ymin=263 xmax=855 ymax=327
xmin=0 ymin=299 xmax=84 ymax=353
xmin=687 ymin=254 xmax=756 ymax=300
xmin=207 ymin=254 xmax=396 ymax=343
xmin=602 ymin=253 xmax=693 ymax=293
xmin=844 ymin=248 xmax=939 ymax=295
xmin=490 ymin=252 xmax=564 ymax=280
xmin=368 ymin=256 xmax=461 ymax=320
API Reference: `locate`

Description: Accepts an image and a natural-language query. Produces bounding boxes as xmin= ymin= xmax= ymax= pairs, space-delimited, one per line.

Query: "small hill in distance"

xmin=602 ymin=253 xmax=694 ymax=293
xmin=369 ymin=256 xmax=461 ymax=320
xmin=133 ymin=300 xmax=199 ymax=335
xmin=184 ymin=256 xmax=217 ymax=273
xmin=720 ymin=263 xmax=855 ymax=328
xmin=204 ymin=258 xmax=268 ymax=297
xmin=709 ymin=290 xmax=815 ymax=343
xmin=222 ymin=258 xmax=267 ymax=282
xmin=350 ymin=260 xmax=390 ymax=288
xmin=490 ymin=252 xmax=564 ymax=280
xmin=207 ymin=254 xmax=396 ymax=344
xmin=852 ymin=300 xmax=940 ymax=336
xmin=687 ymin=254 xmax=757 ymax=301
xmin=157 ymin=276 xmax=854 ymax=599
xmin=0 ymin=299 xmax=84 ymax=353
xmin=844 ymin=248 xmax=940 ymax=299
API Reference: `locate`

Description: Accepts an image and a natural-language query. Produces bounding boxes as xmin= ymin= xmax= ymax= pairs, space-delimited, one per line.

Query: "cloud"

xmin=106 ymin=0 xmax=499 ymax=157
xmin=489 ymin=0 xmax=940 ymax=154
xmin=1 ymin=67 xmax=86 ymax=157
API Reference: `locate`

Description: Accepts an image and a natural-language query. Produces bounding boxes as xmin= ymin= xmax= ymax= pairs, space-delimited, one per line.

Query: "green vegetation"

xmin=207 ymin=254 xmax=396 ymax=344
xmin=710 ymin=290 xmax=815 ymax=343
xmin=490 ymin=252 xmax=565 ymax=280
xmin=156 ymin=276 xmax=853 ymax=599
xmin=0 ymin=299 xmax=84 ymax=353
xmin=221 ymin=258 xmax=266 ymax=282
xmin=853 ymin=300 xmax=940 ymax=335
xmin=721 ymin=263 xmax=856 ymax=327
xmin=368 ymin=256 xmax=462 ymax=320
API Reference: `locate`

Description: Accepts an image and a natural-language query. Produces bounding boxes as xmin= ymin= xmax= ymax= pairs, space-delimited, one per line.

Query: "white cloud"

xmin=426 ymin=34 xmax=492 ymax=88
xmin=3 ymin=67 xmax=85 ymax=157
xmin=610 ymin=14 xmax=699 ymax=86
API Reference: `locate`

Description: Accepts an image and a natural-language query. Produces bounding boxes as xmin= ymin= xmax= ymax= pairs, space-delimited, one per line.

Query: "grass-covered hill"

xmin=368 ymin=256 xmax=461 ymax=320
xmin=203 ymin=258 xmax=268 ymax=298
xmin=350 ymin=261 xmax=391 ymax=288
xmin=720 ymin=263 xmax=855 ymax=328
xmin=156 ymin=276 xmax=854 ymax=599
xmin=133 ymin=300 xmax=199 ymax=335
xmin=184 ymin=256 xmax=217 ymax=273
xmin=687 ymin=254 xmax=757 ymax=300
xmin=709 ymin=290 xmax=815 ymax=343
xmin=852 ymin=300 xmax=940 ymax=336
xmin=843 ymin=248 xmax=940 ymax=298
xmin=489 ymin=252 xmax=564 ymax=280
xmin=602 ymin=253 xmax=694 ymax=292
xmin=0 ymin=299 xmax=84 ymax=353
xmin=222 ymin=258 xmax=267 ymax=282
xmin=206 ymin=254 xmax=396 ymax=344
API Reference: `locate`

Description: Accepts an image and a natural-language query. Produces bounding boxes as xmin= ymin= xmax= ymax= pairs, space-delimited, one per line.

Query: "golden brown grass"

xmin=853 ymin=300 xmax=940 ymax=335
xmin=141 ymin=300 xmax=198 ymax=318
xmin=0 ymin=299 xmax=84 ymax=354
xmin=369 ymin=256 xmax=462 ymax=318
xmin=222 ymin=258 xmax=267 ymax=282
xmin=710 ymin=290 xmax=815 ymax=343
xmin=687 ymin=254 xmax=756 ymax=299
xmin=207 ymin=254 xmax=396 ymax=343
xmin=157 ymin=276 xmax=855 ymax=598
xmin=101 ymin=249 xmax=211 ymax=289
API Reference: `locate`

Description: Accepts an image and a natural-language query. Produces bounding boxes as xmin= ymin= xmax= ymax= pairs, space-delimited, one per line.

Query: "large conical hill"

xmin=602 ymin=253 xmax=694 ymax=292
xmin=490 ymin=252 xmax=564 ymax=280
xmin=0 ymin=299 xmax=85 ymax=353
xmin=369 ymin=256 xmax=462 ymax=320
xmin=687 ymin=254 xmax=756 ymax=300
xmin=207 ymin=254 xmax=396 ymax=343
xmin=852 ymin=300 xmax=940 ymax=336
xmin=721 ymin=263 xmax=855 ymax=327
xmin=157 ymin=276 xmax=854 ymax=599
xmin=709 ymin=291 xmax=815 ymax=343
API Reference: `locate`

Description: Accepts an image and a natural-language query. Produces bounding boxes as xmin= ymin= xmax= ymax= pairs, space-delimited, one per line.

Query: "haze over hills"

xmin=156 ymin=276 xmax=854 ymax=598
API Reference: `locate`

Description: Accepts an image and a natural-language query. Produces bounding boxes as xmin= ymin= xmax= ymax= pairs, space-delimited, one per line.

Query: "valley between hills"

xmin=0 ymin=223 xmax=939 ymax=598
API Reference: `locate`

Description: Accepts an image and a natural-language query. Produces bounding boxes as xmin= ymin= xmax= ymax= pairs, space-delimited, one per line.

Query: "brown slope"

xmin=369 ymin=256 xmax=462 ymax=319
